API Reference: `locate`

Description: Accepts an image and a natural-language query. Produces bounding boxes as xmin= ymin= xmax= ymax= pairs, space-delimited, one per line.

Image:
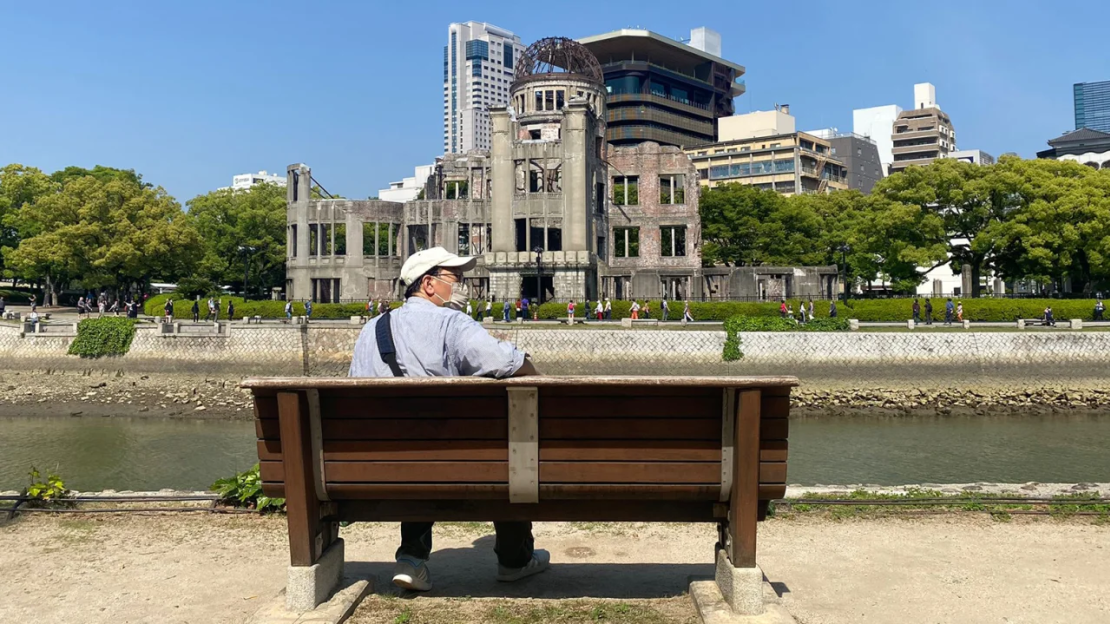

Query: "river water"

xmin=1 ymin=414 xmax=1108 ymax=492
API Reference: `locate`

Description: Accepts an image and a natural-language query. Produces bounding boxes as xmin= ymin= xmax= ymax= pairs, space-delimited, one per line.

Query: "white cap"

xmin=400 ymin=247 xmax=477 ymax=286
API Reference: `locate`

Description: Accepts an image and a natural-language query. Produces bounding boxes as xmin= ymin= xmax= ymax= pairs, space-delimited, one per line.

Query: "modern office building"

xmin=852 ymin=105 xmax=902 ymax=176
xmin=684 ymin=107 xmax=849 ymax=196
xmin=377 ymin=164 xmax=436 ymax=203
xmin=888 ymin=83 xmax=956 ymax=175
xmin=1037 ymin=127 xmax=1110 ymax=169
xmin=224 ymin=170 xmax=286 ymax=191
xmin=1074 ymin=80 xmax=1110 ymax=133
xmin=807 ymin=129 xmax=883 ymax=193
xmin=945 ymin=149 xmax=995 ymax=166
xmin=444 ymin=22 xmax=527 ymax=154
xmin=578 ymin=27 xmax=746 ymax=148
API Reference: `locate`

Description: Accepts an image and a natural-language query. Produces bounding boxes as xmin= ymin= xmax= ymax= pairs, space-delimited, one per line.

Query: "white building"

xmin=444 ymin=22 xmax=526 ymax=154
xmin=945 ymin=149 xmax=995 ymax=165
xmin=378 ymin=163 xmax=436 ymax=203
xmin=225 ymin=170 xmax=286 ymax=191
xmin=852 ymin=104 xmax=902 ymax=176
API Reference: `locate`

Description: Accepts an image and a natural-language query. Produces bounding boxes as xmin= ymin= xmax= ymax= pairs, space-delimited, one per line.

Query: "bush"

xmin=0 ymin=288 xmax=35 ymax=304
xmin=211 ymin=464 xmax=285 ymax=513
xmin=722 ymin=314 xmax=849 ymax=362
xmin=68 ymin=317 xmax=140 ymax=357
xmin=23 ymin=467 xmax=71 ymax=507
xmin=174 ymin=276 xmax=220 ymax=299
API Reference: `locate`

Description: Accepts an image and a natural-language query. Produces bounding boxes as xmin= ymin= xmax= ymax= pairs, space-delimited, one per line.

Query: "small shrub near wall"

xmin=722 ymin=315 xmax=850 ymax=362
xmin=68 ymin=317 xmax=140 ymax=357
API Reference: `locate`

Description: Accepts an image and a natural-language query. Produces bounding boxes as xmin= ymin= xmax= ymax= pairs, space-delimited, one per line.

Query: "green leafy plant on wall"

xmin=23 ymin=467 xmax=71 ymax=507
xmin=722 ymin=315 xmax=850 ymax=362
xmin=68 ymin=317 xmax=140 ymax=357
xmin=211 ymin=464 xmax=285 ymax=513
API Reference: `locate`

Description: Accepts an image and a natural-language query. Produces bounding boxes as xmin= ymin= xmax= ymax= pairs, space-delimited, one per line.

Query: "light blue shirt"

xmin=349 ymin=297 xmax=525 ymax=378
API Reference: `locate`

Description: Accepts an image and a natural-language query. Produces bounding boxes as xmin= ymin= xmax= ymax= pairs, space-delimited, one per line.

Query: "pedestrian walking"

xmin=956 ymin=301 xmax=964 ymax=322
xmin=799 ymin=303 xmax=808 ymax=324
xmin=1044 ymin=306 xmax=1056 ymax=327
xmin=485 ymin=299 xmax=492 ymax=319
xmin=683 ymin=300 xmax=694 ymax=323
xmin=97 ymin=298 xmax=105 ymax=318
xmin=164 ymin=298 xmax=174 ymax=324
xmin=779 ymin=300 xmax=787 ymax=318
xmin=829 ymin=299 xmax=838 ymax=318
xmin=349 ymin=247 xmax=547 ymax=592
xmin=110 ymin=299 xmax=120 ymax=316
xmin=206 ymin=297 xmax=215 ymax=321
xmin=465 ymin=300 xmax=473 ymax=319
xmin=944 ymin=298 xmax=954 ymax=326
xmin=630 ymin=300 xmax=640 ymax=320
xmin=1094 ymin=299 xmax=1104 ymax=321
xmin=521 ymin=297 xmax=529 ymax=321
xmin=213 ymin=299 xmax=220 ymax=321
xmin=567 ymin=299 xmax=576 ymax=323
xmin=29 ymin=310 xmax=39 ymax=332
xmin=912 ymin=298 xmax=920 ymax=324
xmin=787 ymin=302 xmax=794 ymax=322
xmin=924 ymin=298 xmax=933 ymax=325
xmin=503 ymin=297 xmax=511 ymax=322
xmin=192 ymin=298 xmax=200 ymax=323
xmin=30 ymin=294 xmax=37 ymax=313
xmin=595 ymin=299 xmax=603 ymax=321
xmin=808 ymin=299 xmax=815 ymax=320
xmin=0 ymin=296 xmax=5 ymax=318
xmin=603 ymin=298 xmax=611 ymax=320
xmin=661 ymin=298 xmax=670 ymax=321
xmin=227 ymin=299 xmax=235 ymax=320
xmin=285 ymin=300 xmax=293 ymax=321
xmin=642 ymin=301 xmax=651 ymax=319
xmin=515 ymin=298 xmax=522 ymax=320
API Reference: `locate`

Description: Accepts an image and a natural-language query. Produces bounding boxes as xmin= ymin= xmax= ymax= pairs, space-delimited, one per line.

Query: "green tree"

xmin=4 ymin=175 xmax=201 ymax=304
xmin=187 ymin=182 xmax=287 ymax=296
xmin=49 ymin=165 xmax=149 ymax=189
xmin=978 ymin=159 xmax=1110 ymax=292
xmin=0 ymin=164 xmax=56 ymax=280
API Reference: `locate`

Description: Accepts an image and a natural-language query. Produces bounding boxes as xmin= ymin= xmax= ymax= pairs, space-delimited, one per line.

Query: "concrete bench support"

xmin=286 ymin=538 xmax=345 ymax=612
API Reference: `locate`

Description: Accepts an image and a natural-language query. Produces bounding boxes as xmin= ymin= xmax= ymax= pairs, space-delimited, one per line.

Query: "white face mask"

xmin=432 ymin=276 xmax=470 ymax=311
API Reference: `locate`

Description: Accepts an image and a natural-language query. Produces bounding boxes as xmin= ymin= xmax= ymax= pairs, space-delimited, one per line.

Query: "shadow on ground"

xmin=347 ymin=535 xmax=713 ymax=600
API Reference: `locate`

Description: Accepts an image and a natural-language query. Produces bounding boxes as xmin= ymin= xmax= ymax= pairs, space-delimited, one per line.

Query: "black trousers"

xmin=396 ymin=521 xmax=534 ymax=568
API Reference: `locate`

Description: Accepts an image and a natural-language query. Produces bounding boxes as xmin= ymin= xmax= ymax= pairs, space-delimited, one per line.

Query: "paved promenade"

xmin=0 ymin=514 xmax=1105 ymax=623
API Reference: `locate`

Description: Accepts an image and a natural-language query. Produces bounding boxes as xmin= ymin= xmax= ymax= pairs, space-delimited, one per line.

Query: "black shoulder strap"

xmin=375 ymin=309 xmax=405 ymax=377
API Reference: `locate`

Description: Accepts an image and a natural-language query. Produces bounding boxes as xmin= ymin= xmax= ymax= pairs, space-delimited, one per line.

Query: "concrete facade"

xmin=808 ymin=130 xmax=884 ymax=194
xmin=1037 ymin=127 xmax=1110 ymax=169
xmin=686 ymin=108 xmax=849 ymax=196
xmin=222 ymin=170 xmax=286 ymax=191
xmin=889 ymin=83 xmax=957 ymax=175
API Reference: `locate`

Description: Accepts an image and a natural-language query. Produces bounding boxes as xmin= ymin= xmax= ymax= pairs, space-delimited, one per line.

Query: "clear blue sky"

xmin=2 ymin=1 xmax=1107 ymax=203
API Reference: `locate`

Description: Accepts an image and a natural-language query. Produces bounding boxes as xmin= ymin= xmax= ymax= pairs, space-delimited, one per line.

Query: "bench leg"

xmin=278 ymin=391 xmax=341 ymax=612
xmin=716 ymin=388 xmax=764 ymax=616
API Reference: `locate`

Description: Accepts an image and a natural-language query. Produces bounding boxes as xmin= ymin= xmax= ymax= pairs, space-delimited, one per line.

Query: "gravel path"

xmin=0 ymin=514 xmax=1105 ymax=623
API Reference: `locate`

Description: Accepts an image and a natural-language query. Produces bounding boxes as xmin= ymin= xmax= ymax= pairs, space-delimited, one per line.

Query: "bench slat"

xmin=760 ymin=418 xmax=788 ymax=440
xmin=256 ymin=439 xmax=786 ymax=464
xmin=539 ymin=394 xmax=719 ymax=418
xmin=338 ymin=499 xmax=718 ymax=523
xmin=540 ymin=418 xmax=720 ymax=440
xmin=256 ymin=418 xmax=511 ymax=441
xmin=760 ymin=396 xmax=790 ymax=419
xmin=318 ymin=396 xmax=507 ymax=419
xmin=261 ymin=482 xmax=789 ymax=501
xmin=540 ymin=462 xmax=720 ymax=484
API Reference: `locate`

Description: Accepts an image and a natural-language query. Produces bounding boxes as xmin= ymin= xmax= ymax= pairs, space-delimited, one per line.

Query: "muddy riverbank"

xmin=2 ymin=369 xmax=1110 ymax=419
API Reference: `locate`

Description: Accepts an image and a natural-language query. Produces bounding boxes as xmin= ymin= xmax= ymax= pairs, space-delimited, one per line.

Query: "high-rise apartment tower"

xmin=444 ymin=22 xmax=526 ymax=154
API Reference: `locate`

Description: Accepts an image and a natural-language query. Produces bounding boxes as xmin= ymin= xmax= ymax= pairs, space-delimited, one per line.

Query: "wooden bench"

xmin=244 ymin=375 xmax=796 ymax=615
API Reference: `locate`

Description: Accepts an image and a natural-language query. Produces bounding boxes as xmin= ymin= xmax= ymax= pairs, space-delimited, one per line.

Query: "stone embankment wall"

xmin=3 ymin=322 xmax=1109 ymax=385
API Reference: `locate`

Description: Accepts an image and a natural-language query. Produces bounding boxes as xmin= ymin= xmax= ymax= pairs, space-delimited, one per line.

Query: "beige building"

xmin=684 ymin=106 xmax=848 ymax=195
xmin=888 ymin=83 xmax=957 ymax=174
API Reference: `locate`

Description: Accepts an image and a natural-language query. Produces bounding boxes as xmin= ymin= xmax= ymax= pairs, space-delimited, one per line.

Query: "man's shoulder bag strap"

xmin=375 ymin=308 xmax=405 ymax=377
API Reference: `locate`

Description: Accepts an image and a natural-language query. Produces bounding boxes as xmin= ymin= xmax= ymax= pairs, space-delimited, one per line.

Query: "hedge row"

xmin=68 ymin=318 xmax=140 ymax=358
xmin=140 ymin=294 xmax=1106 ymax=322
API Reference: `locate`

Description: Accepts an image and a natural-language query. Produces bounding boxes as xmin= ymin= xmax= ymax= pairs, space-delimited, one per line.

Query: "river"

xmin=1 ymin=413 xmax=1108 ymax=492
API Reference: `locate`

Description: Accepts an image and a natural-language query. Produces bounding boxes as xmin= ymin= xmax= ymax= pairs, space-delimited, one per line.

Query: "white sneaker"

xmin=496 ymin=549 xmax=550 ymax=582
xmin=392 ymin=558 xmax=432 ymax=591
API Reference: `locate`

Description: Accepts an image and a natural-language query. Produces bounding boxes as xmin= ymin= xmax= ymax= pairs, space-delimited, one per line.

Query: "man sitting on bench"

xmin=348 ymin=247 xmax=547 ymax=591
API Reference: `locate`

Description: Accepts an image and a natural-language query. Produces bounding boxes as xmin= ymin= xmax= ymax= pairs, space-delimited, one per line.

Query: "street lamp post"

xmin=837 ymin=243 xmax=850 ymax=305
xmin=533 ymin=246 xmax=544 ymax=306
xmin=238 ymin=245 xmax=257 ymax=298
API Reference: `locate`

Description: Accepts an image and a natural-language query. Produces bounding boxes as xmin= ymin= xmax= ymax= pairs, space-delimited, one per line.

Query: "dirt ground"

xmin=0 ymin=513 xmax=1106 ymax=624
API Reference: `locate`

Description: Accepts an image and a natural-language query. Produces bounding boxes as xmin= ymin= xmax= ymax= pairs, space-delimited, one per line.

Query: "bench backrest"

xmin=248 ymin=376 xmax=794 ymax=517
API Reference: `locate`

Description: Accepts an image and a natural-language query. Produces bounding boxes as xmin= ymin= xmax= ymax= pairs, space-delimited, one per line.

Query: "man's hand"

xmin=513 ymin=357 xmax=541 ymax=376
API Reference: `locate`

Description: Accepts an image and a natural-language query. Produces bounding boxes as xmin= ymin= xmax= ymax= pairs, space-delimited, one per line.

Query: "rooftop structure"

xmin=888 ymin=83 xmax=956 ymax=175
xmin=578 ymin=28 xmax=746 ymax=148
xmin=1037 ymin=127 xmax=1110 ymax=169
xmin=224 ymin=170 xmax=286 ymax=191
